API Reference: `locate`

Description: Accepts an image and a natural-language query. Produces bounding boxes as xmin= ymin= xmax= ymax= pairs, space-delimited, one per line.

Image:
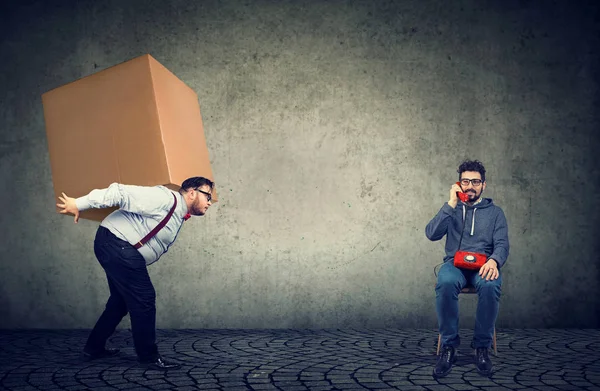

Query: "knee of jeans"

xmin=436 ymin=277 xmax=461 ymax=293
xmin=477 ymin=280 xmax=501 ymax=297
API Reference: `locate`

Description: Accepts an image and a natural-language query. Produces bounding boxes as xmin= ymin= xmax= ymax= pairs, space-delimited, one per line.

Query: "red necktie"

xmin=183 ymin=213 xmax=191 ymax=221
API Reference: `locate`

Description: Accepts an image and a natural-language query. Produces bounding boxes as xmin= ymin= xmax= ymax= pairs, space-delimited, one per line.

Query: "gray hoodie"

xmin=425 ymin=198 xmax=509 ymax=268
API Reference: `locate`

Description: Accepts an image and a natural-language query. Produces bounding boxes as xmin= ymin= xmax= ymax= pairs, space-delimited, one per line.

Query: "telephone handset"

xmin=455 ymin=182 xmax=469 ymax=202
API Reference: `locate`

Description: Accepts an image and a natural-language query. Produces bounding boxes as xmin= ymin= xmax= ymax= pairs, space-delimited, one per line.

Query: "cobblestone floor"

xmin=0 ymin=329 xmax=598 ymax=390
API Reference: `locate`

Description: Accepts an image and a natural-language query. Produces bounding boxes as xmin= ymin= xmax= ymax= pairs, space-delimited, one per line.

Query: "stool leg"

xmin=493 ymin=328 xmax=497 ymax=355
xmin=437 ymin=334 xmax=441 ymax=355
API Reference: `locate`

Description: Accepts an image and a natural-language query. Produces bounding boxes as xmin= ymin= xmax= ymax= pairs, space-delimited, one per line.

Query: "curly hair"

xmin=457 ymin=160 xmax=486 ymax=183
xmin=179 ymin=177 xmax=214 ymax=193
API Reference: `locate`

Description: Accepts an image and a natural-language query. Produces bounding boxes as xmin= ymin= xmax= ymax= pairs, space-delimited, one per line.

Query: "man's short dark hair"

xmin=179 ymin=176 xmax=214 ymax=193
xmin=458 ymin=160 xmax=486 ymax=183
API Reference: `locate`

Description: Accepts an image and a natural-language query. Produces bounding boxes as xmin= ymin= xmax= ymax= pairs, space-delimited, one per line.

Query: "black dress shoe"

xmin=475 ymin=347 xmax=493 ymax=376
xmin=142 ymin=356 xmax=181 ymax=370
xmin=433 ymin=345 xmax=456 ymax=378
xmin=82 ymin=348 xmax=120 ymax=360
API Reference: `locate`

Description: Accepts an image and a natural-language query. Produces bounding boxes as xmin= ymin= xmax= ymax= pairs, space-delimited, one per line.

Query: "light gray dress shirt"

xmin=75 ymin=183 xmax=189 ymax=265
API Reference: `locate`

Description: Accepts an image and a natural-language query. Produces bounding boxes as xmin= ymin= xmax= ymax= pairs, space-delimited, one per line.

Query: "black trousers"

xmin=84 ymin=226 xmax=159 ymax=362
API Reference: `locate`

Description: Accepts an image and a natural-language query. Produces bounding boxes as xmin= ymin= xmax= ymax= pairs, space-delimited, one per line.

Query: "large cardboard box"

xmin=42 ymin=54 xmax=216 ymax=222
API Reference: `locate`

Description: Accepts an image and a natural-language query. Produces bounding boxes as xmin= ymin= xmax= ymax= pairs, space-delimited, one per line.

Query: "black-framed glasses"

xmin=195 ymin=188 xmax=212 ymax=202
xmin=460 ymin=178 xmax=483 ymax=187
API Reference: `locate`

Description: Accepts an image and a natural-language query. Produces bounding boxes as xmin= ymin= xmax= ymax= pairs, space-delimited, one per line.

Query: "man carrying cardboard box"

xmin=56 ymin=176 xmax=214 ymax=370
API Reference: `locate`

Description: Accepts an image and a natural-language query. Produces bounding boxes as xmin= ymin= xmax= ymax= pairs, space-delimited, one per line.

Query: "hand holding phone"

xmin=450 ymin=182 xmax=468 ymax=206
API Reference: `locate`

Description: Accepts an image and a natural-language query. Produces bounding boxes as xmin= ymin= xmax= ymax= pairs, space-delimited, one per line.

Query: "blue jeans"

xmin=435 ymin=261 xmax=502 ymax=349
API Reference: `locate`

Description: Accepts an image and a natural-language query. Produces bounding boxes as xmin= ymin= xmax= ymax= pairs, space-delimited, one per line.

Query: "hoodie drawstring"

xmin=470 ymin=208 xmax=477 ymax=236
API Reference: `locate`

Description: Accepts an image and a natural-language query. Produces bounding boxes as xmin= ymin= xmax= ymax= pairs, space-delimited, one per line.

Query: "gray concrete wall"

xmin=0 ymin=0 xmax=598 ymax=329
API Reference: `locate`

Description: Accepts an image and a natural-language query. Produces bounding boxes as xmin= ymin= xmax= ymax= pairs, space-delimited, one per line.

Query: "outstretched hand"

xmin=56 ymin=192 xmax=80 ymax=223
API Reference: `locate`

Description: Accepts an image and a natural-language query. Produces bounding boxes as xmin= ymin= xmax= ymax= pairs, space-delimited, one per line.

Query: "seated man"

xmin=425 ymin=160 xmax=509 ymax=378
